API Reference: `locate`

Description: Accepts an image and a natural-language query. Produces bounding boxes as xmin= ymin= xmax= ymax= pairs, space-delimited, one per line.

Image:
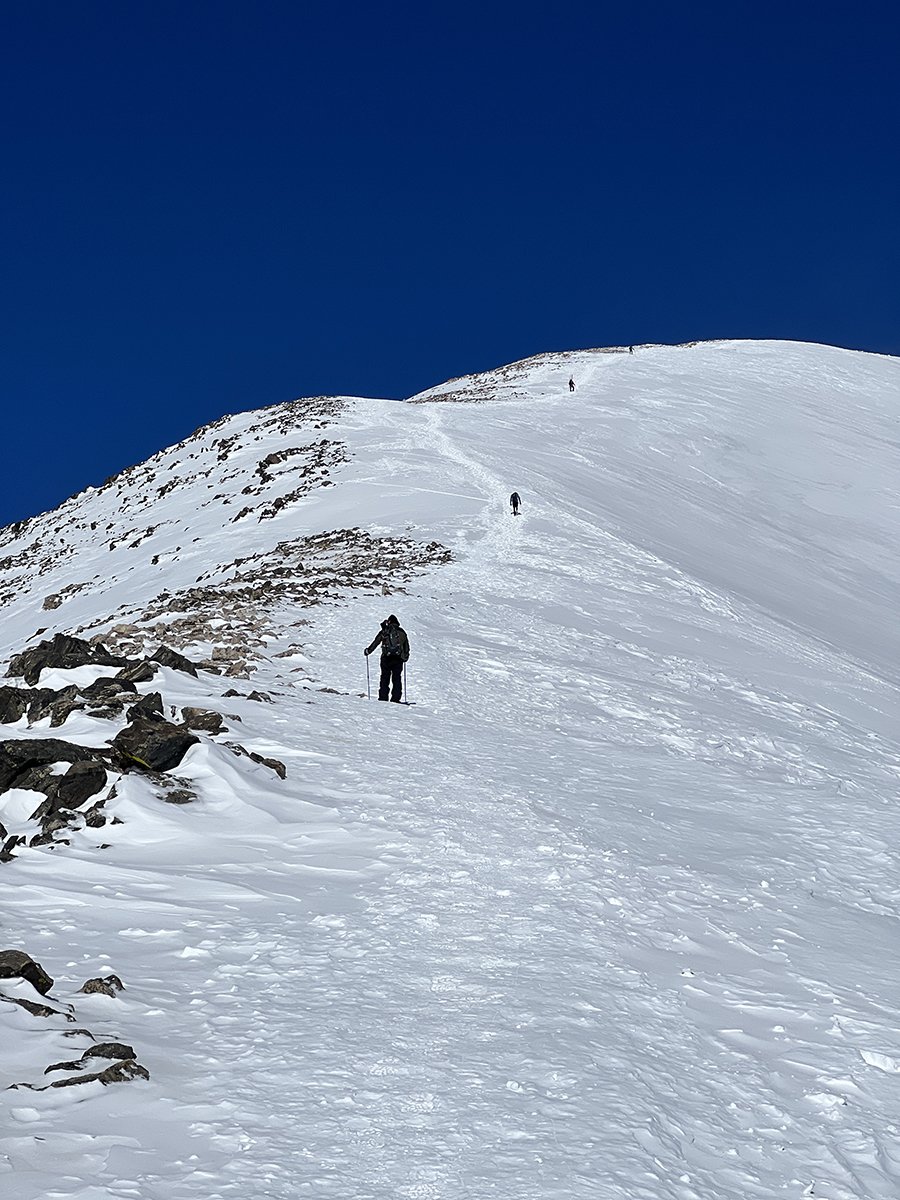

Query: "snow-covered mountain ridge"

xmin=0 ymin=391 xmax=448 ymax=676
xmin=3 ymin=339 xmax=900 ymax=1200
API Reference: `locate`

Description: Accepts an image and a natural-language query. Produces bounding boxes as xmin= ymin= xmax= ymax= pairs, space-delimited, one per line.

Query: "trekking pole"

xmin=366 ymin=654 xmax=370 ymax=700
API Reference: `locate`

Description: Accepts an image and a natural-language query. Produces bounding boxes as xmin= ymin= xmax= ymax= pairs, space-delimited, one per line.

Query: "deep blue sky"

xmin=2 ymin=1 xmax=898 ymax=526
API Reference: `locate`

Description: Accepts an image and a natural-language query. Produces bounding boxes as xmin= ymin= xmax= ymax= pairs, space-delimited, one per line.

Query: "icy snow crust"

xmin=3 ymin=340 xmax=900 ymax=1198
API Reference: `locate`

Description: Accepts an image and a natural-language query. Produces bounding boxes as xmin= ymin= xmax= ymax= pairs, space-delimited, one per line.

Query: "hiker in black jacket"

xmin=364 ymin=614 xmax=410 ymax=702
xmin=510 ymin=491 xmax=521 ymax=515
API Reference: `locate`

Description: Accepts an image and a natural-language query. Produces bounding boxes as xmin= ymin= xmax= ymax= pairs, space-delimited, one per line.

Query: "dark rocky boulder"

xmin=231 ymin=743 xmax=287 ymax=779
xmin=149 ymin=645 xmax=199 ymax=677
xmin=8 ymin=634 xmax=127 ymax=686
xmin=116 ymin=660 xmax=158 ymax=684
xmin=251 ymin=751 xmax=287 ymax=779
xmin=79 ymin=974 xmax=124 ymax=996
xmin=128 ymin=691 xmax=164 ymax=720
xmin=83 ymin=800 xmax=108 ymax=828
xmin=84 ymin=1040 xmax=137 ymax=1060
xmin=112 ymin=717 xmax=198 ymax=772
xmin=50 ymin=1041 xmax=139 ymax=1073
xmin=45 ymin=1041 xmax=138 ymax=1073
xmin=2 ymin=995 xmax=69 ymax=1020
xmin=0 ymin=949 xmax=54 ymax=995
xmin=163 ymin=788 xmax=196 ymax=805
xmin=0 ymin=687 xmax=30 ymax=724
xmin=18 ymin=764 xmax=63 ymax=802
xmin=182 ymin=706 xmax=224 ymax=734
xmin=27 ymin=685 xmax=82 ymax=727
xmin=0 ymin=738 xmax=94 ymax=793
xmin=81 ymin=677 xmax=138 ymax=700
xmin=46 ymin=1058 xmax=150 ymax=1088
xmin=56 ymin=761 xmax=108 ymax=808
xmin=24 ymin=762 xmax=106 ymax=836
xmin=1 ymin=834 xmax=24 ymax=861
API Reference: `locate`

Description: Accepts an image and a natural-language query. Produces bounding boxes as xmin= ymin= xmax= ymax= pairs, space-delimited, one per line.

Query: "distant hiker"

xmin=510 ymin=491 xmax=521 ymax=516
xmin=364 ymin=614 xmax=410 ymax=702
xmin=568 ymin=376 xmax=575 ymax=392
xmin=628 ymin=345 xmax=634 ymax=355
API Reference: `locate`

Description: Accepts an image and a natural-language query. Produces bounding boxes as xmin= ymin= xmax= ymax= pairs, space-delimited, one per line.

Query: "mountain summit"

xmin=2 ymin=340 xmax=900 ymax=1200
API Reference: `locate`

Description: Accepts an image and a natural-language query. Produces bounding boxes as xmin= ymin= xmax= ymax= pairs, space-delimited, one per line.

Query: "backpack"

xmin=382 ymin=622 xmax=402 ymax=656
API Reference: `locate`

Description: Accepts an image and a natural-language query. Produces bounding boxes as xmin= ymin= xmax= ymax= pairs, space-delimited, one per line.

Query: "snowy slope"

xmin=3 ymin=340 xmax=900 ymax=1200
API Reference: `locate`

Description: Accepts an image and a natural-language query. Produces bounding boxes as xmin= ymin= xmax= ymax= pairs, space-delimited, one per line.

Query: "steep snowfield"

xmin=3 ymin=340 xmax=900 ymax=1199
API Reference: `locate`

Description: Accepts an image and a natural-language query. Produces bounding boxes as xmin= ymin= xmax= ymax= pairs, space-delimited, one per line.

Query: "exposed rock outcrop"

xmin=0 ymin=738 xmax=95 ymax=792
xmin=111 ymin=717 xmax=199 ymax=772
xmin=8 ymin=633 xmax=126 ymax=686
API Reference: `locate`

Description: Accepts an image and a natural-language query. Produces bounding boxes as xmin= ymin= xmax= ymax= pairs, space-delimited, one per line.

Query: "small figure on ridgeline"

xmin=568 ymin=376 xmax=575 ymax=392
xmin=510 ymin=491 xmax=521 ymax=516
xmin=628 ymin=345 xmax=634 ymax=355
xmin=364 ymin=614 xmax=410 ymax=702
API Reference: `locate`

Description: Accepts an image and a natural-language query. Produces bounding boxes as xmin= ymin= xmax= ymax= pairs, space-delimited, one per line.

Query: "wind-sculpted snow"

xmin=3 ymin=340 xmax=900 ymax=1199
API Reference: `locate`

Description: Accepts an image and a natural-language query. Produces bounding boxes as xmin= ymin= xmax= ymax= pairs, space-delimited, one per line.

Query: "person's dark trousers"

xmin=378 ymin=655 xmax=403 ymax=702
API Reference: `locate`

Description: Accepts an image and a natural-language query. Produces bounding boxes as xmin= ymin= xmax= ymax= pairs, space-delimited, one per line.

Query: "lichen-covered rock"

xmin=112 ymin=717 xmax=199 ymax=772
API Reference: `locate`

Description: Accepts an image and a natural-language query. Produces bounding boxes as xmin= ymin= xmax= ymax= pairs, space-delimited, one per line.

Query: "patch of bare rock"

xmin=75 ymin=527 xmax=450 ymax=681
